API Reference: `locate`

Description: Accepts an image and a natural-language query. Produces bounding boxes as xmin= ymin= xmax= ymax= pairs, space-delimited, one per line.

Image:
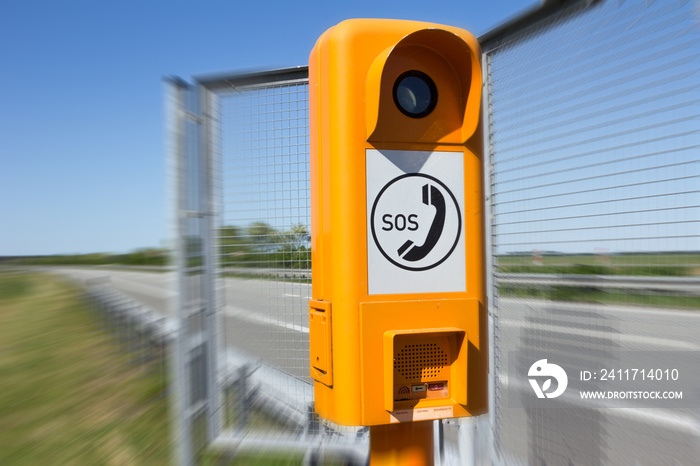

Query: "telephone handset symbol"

xmin=397 ymin=184 xmax=445 ymax=261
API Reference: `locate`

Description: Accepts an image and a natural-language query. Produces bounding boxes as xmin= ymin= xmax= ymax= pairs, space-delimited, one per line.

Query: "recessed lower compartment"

xmin=384 ymin=328 xmax=466 ymax=412
xmin=359 ymin=298 xmax=478 ymax=425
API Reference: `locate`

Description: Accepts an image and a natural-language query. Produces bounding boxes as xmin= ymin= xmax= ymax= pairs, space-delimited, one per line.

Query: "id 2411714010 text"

xmin=581 ymin=369 xmax=679 ymax=381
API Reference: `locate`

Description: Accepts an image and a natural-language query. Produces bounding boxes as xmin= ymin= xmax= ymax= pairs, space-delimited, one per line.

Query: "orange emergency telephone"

xmin=309 ymin=19 xmax=487 ymax=426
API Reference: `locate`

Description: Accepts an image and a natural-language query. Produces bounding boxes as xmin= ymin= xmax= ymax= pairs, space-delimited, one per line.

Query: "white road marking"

xmin=283 ymin=293 xmax=311 ymax=299
xmin=225 ymin=304 xmax=309 ymax=333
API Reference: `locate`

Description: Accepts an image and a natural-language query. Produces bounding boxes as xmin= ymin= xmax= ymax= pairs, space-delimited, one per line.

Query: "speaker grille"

xmin=395 ymin=342 xmax=449 ymax=380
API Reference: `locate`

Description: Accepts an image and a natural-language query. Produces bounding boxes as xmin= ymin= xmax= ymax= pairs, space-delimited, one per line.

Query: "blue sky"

xmin=0 ymin=0 xmax=536 ymax=255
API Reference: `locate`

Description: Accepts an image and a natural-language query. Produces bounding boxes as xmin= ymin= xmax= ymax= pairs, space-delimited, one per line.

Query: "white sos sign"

xmin=366 ymin=149 xmax=466 ymax=295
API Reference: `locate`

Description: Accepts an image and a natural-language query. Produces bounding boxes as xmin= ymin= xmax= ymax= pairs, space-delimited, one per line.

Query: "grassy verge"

xmin=0 ymin=270 xmax=317 ymax=465
xmin=0 ymin=271 xmax=171 ymax=465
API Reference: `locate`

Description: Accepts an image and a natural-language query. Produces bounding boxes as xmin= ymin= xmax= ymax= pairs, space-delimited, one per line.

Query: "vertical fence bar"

xmin=166 ymin=76 xmax=194 ymax=466
xmin=479 ymin=45 xmax=499 ymax=466
xmin=198 ymin=82 xmax=223 ymax=442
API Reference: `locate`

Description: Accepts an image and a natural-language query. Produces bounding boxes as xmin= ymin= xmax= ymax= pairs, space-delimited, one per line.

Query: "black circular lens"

xmin=393 ymin=70 xmax=437 ymax=118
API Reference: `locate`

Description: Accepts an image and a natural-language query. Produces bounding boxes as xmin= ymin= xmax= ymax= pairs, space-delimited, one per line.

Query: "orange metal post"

xmin=370 ymin=421 xmax=434 ymax=466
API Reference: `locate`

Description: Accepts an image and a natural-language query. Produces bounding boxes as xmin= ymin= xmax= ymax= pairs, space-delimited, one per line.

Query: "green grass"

xmin=0 ymin=271 xmax=171 ymax=465
xmin=0 ymin=271 xmax=319 ymax=465
xmin=497 ymin=253 xmax=700 ymax=308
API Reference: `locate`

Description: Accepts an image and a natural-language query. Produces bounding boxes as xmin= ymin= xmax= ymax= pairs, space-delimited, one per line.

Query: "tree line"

xmin=3 ymin=222 xmax=310 ymax=271
xmin=217 ymin=222 xmax=310 ymax=270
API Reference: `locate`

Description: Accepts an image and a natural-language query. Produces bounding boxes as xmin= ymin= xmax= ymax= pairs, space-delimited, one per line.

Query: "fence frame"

xmin=168 ymin=2 xmax=607 ymax=464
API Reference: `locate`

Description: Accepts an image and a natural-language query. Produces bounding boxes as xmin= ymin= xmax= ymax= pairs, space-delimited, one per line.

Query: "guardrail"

xmin=82 ymin=280 xmax=368 ymax=464
xmin=496 ymin=274 xmax=700 ymax=295
xmin=64 ymin=266 xmax=700 ymax=296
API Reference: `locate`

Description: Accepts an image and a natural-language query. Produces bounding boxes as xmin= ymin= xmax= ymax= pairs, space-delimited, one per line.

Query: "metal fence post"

xmin=198 ymin=81 xmax=222 ymax=443
xmin=166 ymin=76 xmax=194 ymax=466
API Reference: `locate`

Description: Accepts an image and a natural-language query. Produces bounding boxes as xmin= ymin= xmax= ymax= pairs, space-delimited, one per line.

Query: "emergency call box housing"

xmin=309 ymin=19 xmax=487 ymax=426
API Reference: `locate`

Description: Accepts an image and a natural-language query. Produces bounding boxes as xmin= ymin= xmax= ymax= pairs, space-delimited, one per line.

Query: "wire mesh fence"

xmin=200 ymin=73 xmax=368 ymax=463
xmin=484 ymin=0 xmax=700 ymax=464
xmin=169 ymin=1 xmax=700 ymax=464
xmin=218 ymin=81 xmax=312 ymax=382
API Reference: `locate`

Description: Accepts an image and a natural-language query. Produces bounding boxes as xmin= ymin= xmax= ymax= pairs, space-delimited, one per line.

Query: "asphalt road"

xmin=50 ymin=266 xmax=312 ymax=380
xmin=49 ymin=266 xmax=700 ymax=465
xmin=497 ymin=298 xmax=700 ymax=465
